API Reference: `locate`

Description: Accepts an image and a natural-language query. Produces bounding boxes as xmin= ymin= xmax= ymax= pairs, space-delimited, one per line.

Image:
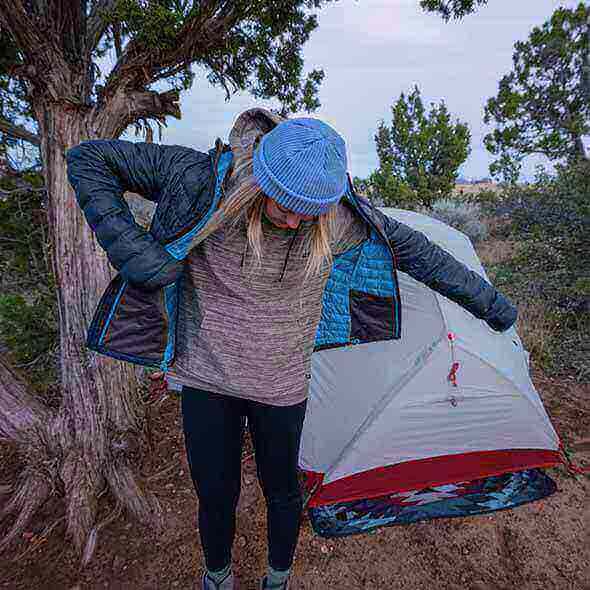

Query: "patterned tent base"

xmin=308 ymin=469 xmax=557 ymax=538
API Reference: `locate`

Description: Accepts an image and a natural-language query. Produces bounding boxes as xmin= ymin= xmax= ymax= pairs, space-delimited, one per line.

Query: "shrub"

xmin=482 ymin=159 xmax=590 ymax=381
xmin=489 ymin=161 xmax=589 ymax=237
xmin=428 ymin=198 xmax=489 ymax=243
xmin=0 ymin=294 xmax=56 ymax=364
xmin=0 ymin=173 xmax=57 ymax=386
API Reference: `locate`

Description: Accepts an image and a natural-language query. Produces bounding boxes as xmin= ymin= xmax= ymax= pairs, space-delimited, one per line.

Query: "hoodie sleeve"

xmin=375 ymin=208 xmax=517 ymax=333
xmin=66 ymin=139 xmax=192 ymax=290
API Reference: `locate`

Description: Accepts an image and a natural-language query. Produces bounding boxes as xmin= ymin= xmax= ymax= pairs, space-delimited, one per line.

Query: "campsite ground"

xmin=1 ymin=239 xmax=589 ymax=590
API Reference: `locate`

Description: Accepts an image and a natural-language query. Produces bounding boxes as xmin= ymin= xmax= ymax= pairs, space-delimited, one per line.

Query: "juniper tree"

xmin=0 ymin=0 xmax=330 ymax=560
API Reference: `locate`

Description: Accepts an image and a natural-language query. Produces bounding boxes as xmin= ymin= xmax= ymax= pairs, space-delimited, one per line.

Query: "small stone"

xmin=244 ymin=475 xmax=255 ymax=485
xmin=238 ymin=536 xmax=247 ymax=548
xmin=179 ymin=470 xmax=184 ymax=476
xmin=320 ymin=545 xmax=329 ymax=554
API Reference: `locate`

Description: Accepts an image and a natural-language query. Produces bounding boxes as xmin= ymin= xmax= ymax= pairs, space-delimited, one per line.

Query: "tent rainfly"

xmin=300 ymin=207 xmax=561 ymax=538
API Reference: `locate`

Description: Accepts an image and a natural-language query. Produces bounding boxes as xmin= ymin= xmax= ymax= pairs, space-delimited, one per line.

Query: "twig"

xmin=15 ymin=353 xmax=47 ymax=369
xmin=0 ymin=187 xmax=46 ymax=198
xmin=0 ymin=237 xmax=29 ymax=245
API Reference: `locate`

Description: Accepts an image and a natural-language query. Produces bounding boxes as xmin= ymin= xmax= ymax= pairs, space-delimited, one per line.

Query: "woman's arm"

xmin=66 ymin=139 xmax=207 ymax=290
xmin=378 ymin=211 xmax=517 ymax=332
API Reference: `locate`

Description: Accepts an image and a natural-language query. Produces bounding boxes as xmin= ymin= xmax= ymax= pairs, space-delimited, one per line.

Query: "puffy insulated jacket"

xmin=66 ymin=138 xmax=517 ymax=371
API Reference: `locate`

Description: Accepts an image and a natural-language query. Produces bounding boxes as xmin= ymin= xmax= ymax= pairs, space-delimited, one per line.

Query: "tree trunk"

xmin=0 ymin=358 xmax=57 ymax=551
xmin=1 ymin=101 xmax=161 ymax=560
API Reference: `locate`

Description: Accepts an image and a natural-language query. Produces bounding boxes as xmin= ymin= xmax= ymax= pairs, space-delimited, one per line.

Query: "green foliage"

xmin=100 ymin=0 xmax=333 ymax=114
xmin=0 ymin=294 xmax=56 ymax=364
xmin=486 ymin=160 xmax=590 ymax=380
xmin=107 ymin=0 xmax=186 ymax=51
xmin=420 ymin=0 xmax=488 ymax=20
xmin=502 ymin=160 xmax=589 ymax=239
xmin=366 ymin=172 xmax=420 ymax=210
xmin=370 ymin=86 xmax=471 ymax=209
xmin=484 ymin=3 xmax=590 ymax=180
xmin=460 ymin=188 xmax=501 ymax=210
xmin=0 ymin=176 xmax=57 ymax=385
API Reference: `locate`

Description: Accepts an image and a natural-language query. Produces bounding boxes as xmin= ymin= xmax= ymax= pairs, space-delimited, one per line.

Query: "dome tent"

xmin=300 ymin=207 xmax=560 ymax=537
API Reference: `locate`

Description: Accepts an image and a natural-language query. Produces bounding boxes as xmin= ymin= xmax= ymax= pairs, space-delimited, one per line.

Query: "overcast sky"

xmin=122 ymin=0 xmax=580 ymax=181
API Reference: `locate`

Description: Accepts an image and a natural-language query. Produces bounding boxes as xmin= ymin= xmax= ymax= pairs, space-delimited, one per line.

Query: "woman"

xmin=67 ymin=108 xmax=516 ymax=590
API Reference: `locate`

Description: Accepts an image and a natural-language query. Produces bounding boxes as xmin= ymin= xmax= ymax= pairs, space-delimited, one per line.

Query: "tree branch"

xmin=0 ymin=0 xmax=45 ymax=61
xmin=112 ymin=21 xmax=122 ymax=59
xmin=87 ymin=0 xmax=119 ymax=52
xmin=0 ymin=117 xmax=40 ymax=146
xmin=92 ymin=88 xmax=182 ymax=139
xmin=102 ymin=1 xmax=239 ymax=98
xmin=0 ymin=1 xmax=77 ymax=102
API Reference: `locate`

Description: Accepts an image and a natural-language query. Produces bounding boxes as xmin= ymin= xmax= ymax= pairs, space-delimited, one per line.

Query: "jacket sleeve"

xmin=380 ymin=212 xmax=517 ymax=333
xmin=66 ymin=139 xmax=192 ymax=290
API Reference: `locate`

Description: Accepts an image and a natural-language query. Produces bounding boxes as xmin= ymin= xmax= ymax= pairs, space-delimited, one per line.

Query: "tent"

xmin=300 ymin=207 xmax=561 ymax=537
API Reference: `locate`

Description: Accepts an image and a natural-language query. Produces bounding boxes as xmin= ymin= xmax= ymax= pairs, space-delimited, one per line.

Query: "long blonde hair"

xmin=188 ymin=146 xmax=339 ymax=282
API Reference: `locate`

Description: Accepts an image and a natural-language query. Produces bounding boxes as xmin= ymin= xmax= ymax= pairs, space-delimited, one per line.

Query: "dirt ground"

xmin=1 ymin=369 xmax=588 ymax=590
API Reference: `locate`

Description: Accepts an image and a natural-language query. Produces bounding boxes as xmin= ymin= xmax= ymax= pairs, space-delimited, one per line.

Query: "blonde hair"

xmin=188 ymin=147 xmax=339 ymax=282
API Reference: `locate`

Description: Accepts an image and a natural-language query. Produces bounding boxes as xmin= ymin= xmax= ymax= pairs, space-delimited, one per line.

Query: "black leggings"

xmin=181 ymin=387 xmax=307 ymax=572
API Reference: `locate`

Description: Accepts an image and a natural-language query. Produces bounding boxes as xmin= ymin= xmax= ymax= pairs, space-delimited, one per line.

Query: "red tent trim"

xmin=304 ymin=449 xmax=561 ymax=508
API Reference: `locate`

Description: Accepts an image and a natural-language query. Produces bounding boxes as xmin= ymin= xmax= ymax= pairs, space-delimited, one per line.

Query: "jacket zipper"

xmin=158 ymin=139 xmax=225 ymax=372
xmin=160 ymin=138 xmax=225 ymax=248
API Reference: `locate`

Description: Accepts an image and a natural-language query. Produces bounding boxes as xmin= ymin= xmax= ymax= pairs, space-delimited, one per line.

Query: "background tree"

xmin=484 ymin=3 xmax=590 ymax=181
xmin=420 ymin=0 xmax=489 ymax=20
xmin=369 ymin=86 xmax=471 ymax=209
xmin=0 ymin=28 xmax=39 ymax=173
xmin=0 ymin=0 xmax=331 ymax=560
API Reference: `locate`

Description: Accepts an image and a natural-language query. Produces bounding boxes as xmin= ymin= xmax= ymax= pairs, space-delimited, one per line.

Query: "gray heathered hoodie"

xmin=166 ymin=109 xmax=367 ymax=406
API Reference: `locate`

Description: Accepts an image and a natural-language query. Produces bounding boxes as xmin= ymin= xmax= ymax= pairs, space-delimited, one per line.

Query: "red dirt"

xmin=1 ymin=370 xmax=588 ymax=590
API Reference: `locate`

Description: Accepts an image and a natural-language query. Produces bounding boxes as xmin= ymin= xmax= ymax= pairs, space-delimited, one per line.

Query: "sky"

xmin=121 ymin=0 xmax=582 ymax=182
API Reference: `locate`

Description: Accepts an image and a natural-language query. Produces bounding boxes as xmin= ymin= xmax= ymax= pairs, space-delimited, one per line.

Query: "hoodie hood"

xmin=228 ymin=107 xmax=285 ymax=190
xmin=228 ymin=108 xmax=301 ymax=282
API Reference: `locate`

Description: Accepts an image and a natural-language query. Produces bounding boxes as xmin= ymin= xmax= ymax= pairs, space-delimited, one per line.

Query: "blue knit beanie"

xmin=253 ymin=117 xmax=348 ymax=217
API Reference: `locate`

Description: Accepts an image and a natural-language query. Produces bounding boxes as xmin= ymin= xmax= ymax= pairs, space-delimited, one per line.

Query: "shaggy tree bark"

xmin=0 ymin=0 xmax=328 ymax=563
xmin=0 ymin=3 xmax=181 ymax=560
xmin=0 ymin=96 xmax=168 ymax=559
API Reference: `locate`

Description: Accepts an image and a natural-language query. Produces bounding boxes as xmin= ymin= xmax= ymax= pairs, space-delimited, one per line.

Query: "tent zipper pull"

xmin=447 ymin=332 xmax=460 ymax=389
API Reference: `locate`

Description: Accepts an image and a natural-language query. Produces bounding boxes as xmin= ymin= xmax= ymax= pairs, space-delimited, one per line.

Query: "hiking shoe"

xmin=202 ymin=572 xmax=238 ymax=590
xmin=259 ymin=575 xmax=289 ymax=590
